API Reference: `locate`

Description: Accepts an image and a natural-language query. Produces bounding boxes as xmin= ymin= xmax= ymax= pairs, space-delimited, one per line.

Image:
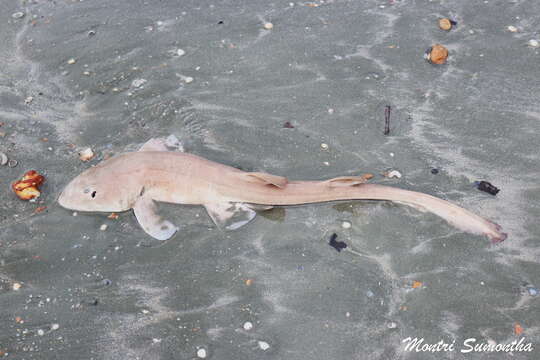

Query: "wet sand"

xmin=1 ymin=0 xmax=539 ymax=359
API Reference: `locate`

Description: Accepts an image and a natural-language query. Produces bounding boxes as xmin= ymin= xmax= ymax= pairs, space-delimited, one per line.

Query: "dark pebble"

xmin=431 ymin=168 xmax=439 ymax=174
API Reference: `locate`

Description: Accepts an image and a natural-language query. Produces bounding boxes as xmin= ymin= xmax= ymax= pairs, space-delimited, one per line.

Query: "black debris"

xmin=329 ymin=233 xmax=347 ymax=252
xmin=431 ymin=168 xmax=439 ymax=174
xmin=475 ymin=181 xmax=500 ymax=195
xmin=283 ymin=121 xmax=294 ymax=128
xmin=384 ymin=105 xmax=391 ymax=135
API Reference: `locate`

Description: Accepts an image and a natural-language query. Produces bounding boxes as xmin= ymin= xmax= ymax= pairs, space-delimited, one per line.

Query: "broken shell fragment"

xmin=12 ymin=170 xmax=46 ymax=200
xmin=0 ymin=152 xmax=7 ymax=166
xmin=263 ymin=22 xmax=274 ymax=30
xmin=528 ymin=39 xmax=539 ymax=48
xmin=507 ymin=25 xmax=518 ymax=33
xmin=78 ymin=147 xmax=94 ymax=162
xmin=425 ymin=44 xmax=448 ymax=65
xmin=384 ymin=170 xmax=402 ymax=179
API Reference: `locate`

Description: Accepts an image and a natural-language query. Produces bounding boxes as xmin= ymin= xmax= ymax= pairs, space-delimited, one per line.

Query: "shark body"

xmin=58 ymin=138 xmax=507 ymax=242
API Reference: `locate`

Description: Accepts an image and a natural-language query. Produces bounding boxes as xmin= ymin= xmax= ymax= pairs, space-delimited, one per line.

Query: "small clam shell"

xmin=438 ymin=18 xmax=452 ymax=31
xmin=0 ymin=152 xmax=7 ymax=166
xmin=425 ymin=44 xmax=448 ymax=65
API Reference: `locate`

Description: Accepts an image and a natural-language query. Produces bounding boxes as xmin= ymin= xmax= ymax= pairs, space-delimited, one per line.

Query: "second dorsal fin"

xmin=243 ymin=172 xmax=288 ymax=188
xmin=324 ymin=176 xmax=367 ymax=187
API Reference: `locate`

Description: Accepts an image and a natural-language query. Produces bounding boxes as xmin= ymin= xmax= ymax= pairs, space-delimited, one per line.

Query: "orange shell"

xmin=438 ymin=18 xmax=452 ymax=31
xmin=427 ymin=44 xmax=448 ymax=65
xmin=12 ymin=170 xmax=45 ymax=200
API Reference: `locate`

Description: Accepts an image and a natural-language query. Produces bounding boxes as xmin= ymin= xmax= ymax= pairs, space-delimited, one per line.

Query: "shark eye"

xmin=91 ymin=191 xmax=97 ymax=198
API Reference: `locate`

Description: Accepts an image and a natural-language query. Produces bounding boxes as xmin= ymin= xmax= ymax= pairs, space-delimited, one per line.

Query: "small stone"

xmin=72 ymin=212 xmax=78 ymax=216
xmin=328 ymin=108 xmax=334 ymax=114
xmin=341 ymin=221 xmax=351 ymax=229
xmin=425 ymin=44 xmax=448 ymax=65
xmin=431 ymin=168 xmax=439 ymax=174
xmin=345 ymin=312 xmax=350 ymax=317
xmin=528 ymin=288 xmax=538 ymax=296
xmin=67 ymin=58 xmax=76 ymax=65
xmin=0 ymin=152 xmax=8 ymax=166
xmin=100 ymin=224 xmax=108 ymax=231
xmin=258 ymin=341 xmax=270 ymax=351
xmin=51 ymin=323 xmax=60 ymax=330
xmin=79 ymin=147 xmax=94 ymax=162
xmin=83 ymin=71 xmax=90 ymax=76
xmin=12 ymin=12 xmax=25 ymax=19
xmin=243 ymin=321 xmax=253 ymax=330
xmin=528 ymin=39 xmax=539 ymax=47
xmin=387 ymin=322 xmax=397 ymax=329
xmin=12 ymin=283 xmax=22 ymax=291
xmin=320 ymin=143 xmax=329 ymax=150
xmin=37 ymin=329 xmax=45 ymax=336
xmin=176 ymin=49 xmax=186 ymax=56
xmin=141 ymin=309 xmax=150 ymax=314
xmin=184 ymin=76 xmax=194 ymax=84
xmin=152 ymin=338 xmax=161 ymax=344
xmin=196 ymin=348 xmax=207 ymax=358
xmin=263 ymin=22 xmax=274 ymax=30
xmin=25 ymin=96 xmax=34 ymax=104
xmin=131 ymin=78 xmax=147 ymax=88
xmin=507 ymin=25 xmax=518 ymax=33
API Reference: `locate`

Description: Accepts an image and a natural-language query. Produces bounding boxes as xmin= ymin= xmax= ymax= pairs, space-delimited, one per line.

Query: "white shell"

xmin=528 ymin=39 xmax=539 ymax=47
xmin=507 ymin=25 xmax=518 ymax=33
xmin=196 ymin=348 xmax=207 ymax=358
xmin=385 ymin=170 xmax=402 ymax=179
xmin=78 ymin=147 xmax=94 ymax=162
xmin=0 ymin=152 xmax=8 ymax=166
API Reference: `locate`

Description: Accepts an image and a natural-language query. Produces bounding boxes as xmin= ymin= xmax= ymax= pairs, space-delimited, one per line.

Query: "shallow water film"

xmin=1 ymin=0 xmax=539 ymax=359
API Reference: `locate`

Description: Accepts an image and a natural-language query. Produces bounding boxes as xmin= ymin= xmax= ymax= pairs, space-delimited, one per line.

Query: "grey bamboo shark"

xmin=58 ymin=138 xmax=507 ymax=242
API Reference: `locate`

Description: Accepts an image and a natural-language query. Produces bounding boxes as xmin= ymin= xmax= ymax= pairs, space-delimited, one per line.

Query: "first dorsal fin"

xmin=324 ymin=176 xmax=367 ymax=187
xmin=243 ymin=172 xmax=288 ymax=188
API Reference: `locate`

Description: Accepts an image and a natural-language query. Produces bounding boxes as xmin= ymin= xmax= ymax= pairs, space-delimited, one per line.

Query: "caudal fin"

xmin=353 ymin=184 xmax=507 ymax=243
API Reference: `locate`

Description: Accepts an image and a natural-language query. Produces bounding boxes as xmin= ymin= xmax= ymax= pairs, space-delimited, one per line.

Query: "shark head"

xmin=58 ymin=163 xmax=139 ymax=212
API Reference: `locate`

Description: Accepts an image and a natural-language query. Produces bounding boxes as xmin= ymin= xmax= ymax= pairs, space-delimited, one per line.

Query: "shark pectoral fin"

xmin=139 ymin=135 xmax=184 ymax=152
xmin=133 ymin=196 xmax=178 ymax=240
xmin=243 ymin=172 xmax=288 ymax=188
xmin=204 ymin=202 xmax=257 ymax=230
xmin=325 ymin=176 xmax=367 ymax=187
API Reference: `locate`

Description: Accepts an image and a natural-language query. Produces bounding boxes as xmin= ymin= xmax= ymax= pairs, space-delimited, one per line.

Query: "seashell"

xmin=0 ymin=152 xmax=7 ymax=166
xmin=384 ymin=170 xmax=402 ymax=179
xmin=438 ymin=18 xmax=456 ymax=31
xmin=78 ymin=147 xmax=94 ymax=162
xmin=12 ymin=170 xmax=46 ymax=200
xmin=425 ymin=44 xmax=448 ymax=65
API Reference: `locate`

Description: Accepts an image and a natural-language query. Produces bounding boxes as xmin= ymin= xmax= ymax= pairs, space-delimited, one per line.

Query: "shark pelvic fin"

xmin=139 ymin=135 xmax=184 ymax=152
xmin=133 ymin=196 xmax=178 ymax=240
xmin=204 ymin=202 xmax=257 ymax=230
xmin=243 ymin=172 xmax=288 ymax=188
xmin=324 ymin=176 xmax=367 ymax=187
